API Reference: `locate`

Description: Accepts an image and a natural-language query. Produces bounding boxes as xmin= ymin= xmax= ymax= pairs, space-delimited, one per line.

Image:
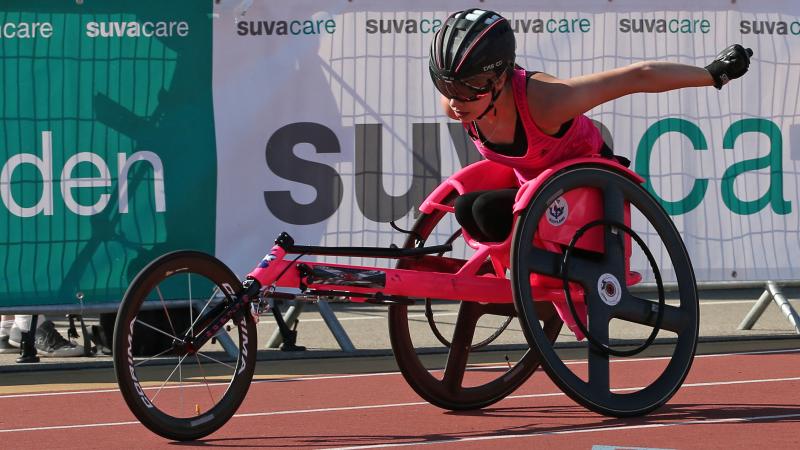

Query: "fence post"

xmin=738 ymin=281 xmax=800 ymax=334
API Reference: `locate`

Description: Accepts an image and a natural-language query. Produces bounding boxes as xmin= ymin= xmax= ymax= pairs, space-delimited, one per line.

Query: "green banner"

xmin=0 ymin=0 xmax=216 ymax=308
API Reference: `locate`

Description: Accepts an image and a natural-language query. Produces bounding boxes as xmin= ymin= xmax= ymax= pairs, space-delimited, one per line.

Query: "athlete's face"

xmin=445 ymin=73 xmax=506 ymax=121
xmin=447 ymin=92 xmax=493 ymax=121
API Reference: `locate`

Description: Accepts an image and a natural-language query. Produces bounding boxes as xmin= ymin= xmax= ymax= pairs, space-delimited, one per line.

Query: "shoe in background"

xmin=8 ymin=325 xmax=23 ymax=348
xmin=34 ymin=320 xmax=84 ymax=357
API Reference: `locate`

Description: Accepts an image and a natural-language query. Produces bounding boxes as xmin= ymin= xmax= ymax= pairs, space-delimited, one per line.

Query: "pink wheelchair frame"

xmin=114 ymin=153 xmax=699 ymax=442
xmin=247 ymin=156 xmax=643 ymax=341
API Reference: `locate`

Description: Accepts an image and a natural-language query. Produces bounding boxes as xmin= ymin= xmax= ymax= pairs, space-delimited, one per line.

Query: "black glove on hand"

xmin=705 ymin=44 xmax=753 ymax=90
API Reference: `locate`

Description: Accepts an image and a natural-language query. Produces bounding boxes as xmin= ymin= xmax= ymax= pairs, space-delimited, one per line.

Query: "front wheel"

xmin=113 ymin=251 xmax=257 ymax=441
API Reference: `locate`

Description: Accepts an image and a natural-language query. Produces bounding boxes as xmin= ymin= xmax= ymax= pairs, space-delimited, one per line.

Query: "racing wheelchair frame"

xmin=113 ymin=156 xmax=699 ymax=441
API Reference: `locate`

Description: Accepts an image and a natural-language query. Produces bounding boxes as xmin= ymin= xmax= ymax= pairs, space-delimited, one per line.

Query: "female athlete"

xmin=429 ymin=8 xmax=752 ymax=243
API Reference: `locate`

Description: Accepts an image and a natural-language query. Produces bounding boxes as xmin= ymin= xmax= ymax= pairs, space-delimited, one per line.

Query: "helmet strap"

xmin=475 ymin=82 xmax=503 ymax=120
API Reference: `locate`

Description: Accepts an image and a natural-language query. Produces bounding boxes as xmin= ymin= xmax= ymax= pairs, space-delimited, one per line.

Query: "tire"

xmin=388 ymin=193 xmax=562 ymax=410
xmin=113 ymin=251 xmax=257 ymax=441
xmin=511 ymin=165 xmax=699 ymax=417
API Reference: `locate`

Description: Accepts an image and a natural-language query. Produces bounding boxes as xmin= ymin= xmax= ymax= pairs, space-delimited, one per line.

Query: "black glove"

xmin=705 ymin=44 xmax=753 ymax=90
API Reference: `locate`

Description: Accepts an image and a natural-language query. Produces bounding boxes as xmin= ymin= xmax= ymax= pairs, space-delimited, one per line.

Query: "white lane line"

xmin=321 ymin=412 xmax=800 ymax=450
xmin=0 ymin=388 xmax=123 ymax=399
xmin=0 ymin=420 xmax=141 ymax=434
xmin=680 ymin=376 xmax=800 ymax=389
xmin=1 ymin=375 xmax=799 ymax=434
xmin=1 ymin=347 xmax=798 ymax=400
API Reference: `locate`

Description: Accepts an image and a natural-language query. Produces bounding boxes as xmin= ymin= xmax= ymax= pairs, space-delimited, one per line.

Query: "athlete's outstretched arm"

xmin=530 ymin=44 xmax=752 ymax=130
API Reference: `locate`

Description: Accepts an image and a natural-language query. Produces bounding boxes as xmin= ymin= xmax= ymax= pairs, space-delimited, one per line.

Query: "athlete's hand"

xmin=705 ymin=44 xmax=753 ymax=89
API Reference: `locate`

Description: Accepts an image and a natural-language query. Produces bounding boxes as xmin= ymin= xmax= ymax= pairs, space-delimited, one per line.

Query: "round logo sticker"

xmin=597 ymin=273 xmax=622 ymax=306
xmin=546 ymin=197 xmax=568 ymax=226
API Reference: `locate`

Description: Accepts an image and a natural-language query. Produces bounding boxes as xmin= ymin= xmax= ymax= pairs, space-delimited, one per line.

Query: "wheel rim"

xmin=114 ymin=252 xmax=255 ymax=436
xmin=561 ymin=219 xmax=666 ymax=357
xmin=425 ymin=298 xmax=514 ymax=350
xmin=511 ymin=166 xmax=699 ymax=416
xmin=389 ymin=194 xmax=563 ymax=410
xmin=423 ymin=228 xmax=514 ymax=351
xmin=390 ymin=300 xmax=561 ymax=409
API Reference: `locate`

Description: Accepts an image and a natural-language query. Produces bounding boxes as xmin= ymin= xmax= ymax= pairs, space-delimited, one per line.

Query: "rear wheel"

xmin=511 ymin=165 xmax=699 ymax=417
xmin=388 ymin=194 xmax=562 ymax=410
xmin=113 ymin=251 xmax=257 ymax=441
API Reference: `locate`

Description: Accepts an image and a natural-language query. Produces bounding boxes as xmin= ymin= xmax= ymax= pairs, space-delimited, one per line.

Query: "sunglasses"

xmin=430 ymin=69 xmax=496 ymax=102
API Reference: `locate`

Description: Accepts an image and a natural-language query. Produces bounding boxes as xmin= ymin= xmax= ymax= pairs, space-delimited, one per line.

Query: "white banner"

xmin=212 ymin=0 xmax=800 ymax=283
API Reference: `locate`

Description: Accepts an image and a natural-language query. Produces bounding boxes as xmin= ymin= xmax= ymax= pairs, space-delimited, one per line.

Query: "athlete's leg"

xmin=454 ymin=189 xmax=517 ymax=242
xmin=472 ymin=189 xmax=517 ymax=242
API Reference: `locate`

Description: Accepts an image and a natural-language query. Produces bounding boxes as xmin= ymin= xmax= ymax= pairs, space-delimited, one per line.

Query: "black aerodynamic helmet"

xmin=429 ymin=9 xmax=515 ymax=100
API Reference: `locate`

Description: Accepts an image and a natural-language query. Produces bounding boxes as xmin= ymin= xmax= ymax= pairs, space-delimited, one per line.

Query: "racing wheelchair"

xmin=113 ymin=156 xmax=699 ymax=441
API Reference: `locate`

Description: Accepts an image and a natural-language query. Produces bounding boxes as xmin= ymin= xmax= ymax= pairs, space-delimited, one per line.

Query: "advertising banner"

xmin=1 ymin=0 xmax=216 ymax=307
xmin=212 ymin=0 xmax=800 ymax=285
xmin=2 ymin=0 xmax=799 ymax=309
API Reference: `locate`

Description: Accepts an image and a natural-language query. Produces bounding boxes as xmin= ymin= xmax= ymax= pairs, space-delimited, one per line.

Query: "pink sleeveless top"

xmin=467 ymin=68 xmax=604 ymax=184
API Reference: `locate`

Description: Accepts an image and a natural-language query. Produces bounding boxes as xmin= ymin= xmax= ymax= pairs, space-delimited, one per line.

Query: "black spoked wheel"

xmin=423 ymin=229 xmax=514 ymax=351
xmin=388 ymin=193 xmax=563 ymax=411
xmin=113 ymin=251 xmax=257 ymax=441
xmin=511 ymin=165 xmax=699 ymax=417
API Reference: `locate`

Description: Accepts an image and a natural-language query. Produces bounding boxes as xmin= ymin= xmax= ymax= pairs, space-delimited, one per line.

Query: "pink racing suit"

xmin=466 ymin=68 xmax=605 ymax=185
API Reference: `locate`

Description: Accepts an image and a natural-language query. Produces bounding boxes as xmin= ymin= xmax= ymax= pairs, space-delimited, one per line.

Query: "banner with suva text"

xmin=212 ymin=0 xmax=800 ymax=287
xmin=2 ymin=0 xmax=800 ymax=309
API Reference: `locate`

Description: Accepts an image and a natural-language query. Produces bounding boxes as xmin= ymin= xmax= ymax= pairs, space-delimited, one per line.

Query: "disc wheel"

xmin=113 ymin=251 xmax=257 ymax=441
xmin=511 ymin=165 xmax=699 ymax=417
xmin=388 ymin=193 xmax=563 ymax=410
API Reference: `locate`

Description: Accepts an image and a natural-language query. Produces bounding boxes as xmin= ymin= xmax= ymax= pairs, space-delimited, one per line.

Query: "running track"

xmin=1 ymin=347 xmax=799 ymax=449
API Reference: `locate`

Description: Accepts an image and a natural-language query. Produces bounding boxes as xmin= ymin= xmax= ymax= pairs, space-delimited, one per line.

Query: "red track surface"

xmin=1 ymin=349 xmax=799 ymax=449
